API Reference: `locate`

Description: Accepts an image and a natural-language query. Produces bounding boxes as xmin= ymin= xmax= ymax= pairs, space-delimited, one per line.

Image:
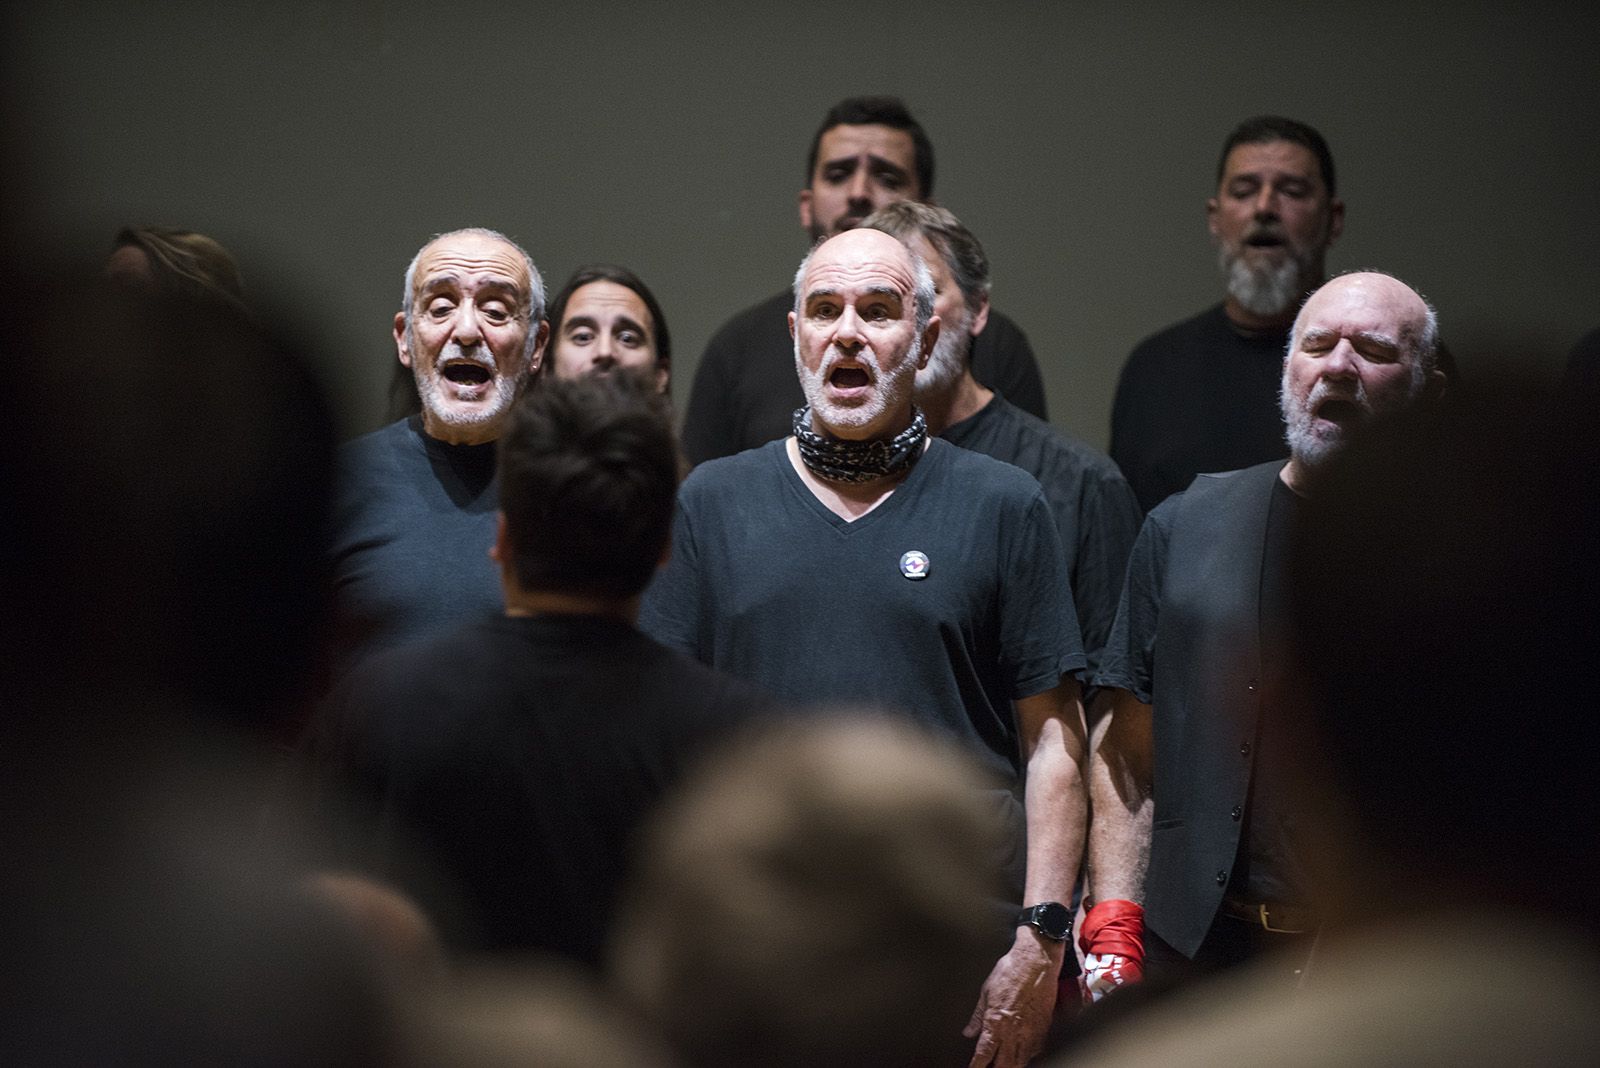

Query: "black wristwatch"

xmin=1017 ymin=901 xmax=1071 ymax=941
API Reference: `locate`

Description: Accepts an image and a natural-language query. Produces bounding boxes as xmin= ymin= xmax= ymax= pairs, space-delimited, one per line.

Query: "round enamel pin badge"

xmin=899 ymin=550 xmax=930 ymax=580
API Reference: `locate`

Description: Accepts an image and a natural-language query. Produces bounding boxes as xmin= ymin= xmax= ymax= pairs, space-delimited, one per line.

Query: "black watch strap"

xmin=1017 ymin=901 xmax=1071 ymax=941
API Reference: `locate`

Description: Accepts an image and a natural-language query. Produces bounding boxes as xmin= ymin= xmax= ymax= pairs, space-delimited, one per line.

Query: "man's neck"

xmin=420 ymin=412 xmax=500 ymax=447
xmin=503 ymin=587 xmax=638 ymax=623
xmin=918 ymin=372 xmax=993 ymax=436
xmin=1279 ymin=457 xmax=1314 ymax=497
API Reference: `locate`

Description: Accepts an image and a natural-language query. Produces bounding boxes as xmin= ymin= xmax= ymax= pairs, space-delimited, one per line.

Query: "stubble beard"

xmin=795 ymin=337 xmax=921 ymax=437
xmin=1280 ymin=360 xmax=1424 ymax=471
xmin=913 ymin=305 xmax=970 ymax=399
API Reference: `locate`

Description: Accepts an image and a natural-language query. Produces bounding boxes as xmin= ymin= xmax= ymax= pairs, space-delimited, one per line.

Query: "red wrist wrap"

xmin=1079 ymin=899 xmax=1146 ymax=963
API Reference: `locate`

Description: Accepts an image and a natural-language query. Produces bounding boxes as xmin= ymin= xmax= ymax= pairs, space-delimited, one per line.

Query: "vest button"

xmin=1231 ymin=806 xmax=1243 ymax=821
xmin=1240 ymin=741 xmax=1252 ymax=756
xmin=1247 ymin=678 xmax=1258 ymax=693
xmin=1215 ymin=870 xmax=1228 ymax=886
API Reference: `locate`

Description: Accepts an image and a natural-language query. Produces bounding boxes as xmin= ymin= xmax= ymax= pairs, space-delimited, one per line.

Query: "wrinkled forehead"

xmin=801 ymin=232 xmax=918 ymax=302
xmin=1298 ymin=275 xmax=1424 ymax=340
xmin=412 ymin=235 xmax=530 ymax=299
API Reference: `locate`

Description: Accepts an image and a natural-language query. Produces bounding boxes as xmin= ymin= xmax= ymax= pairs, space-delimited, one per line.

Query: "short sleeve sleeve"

xmin=999 ymin=489 xmax=1086 ymax=699
xmin=1094 ymin=495 xmax=1178 ymax=703
xmin=637 ymin=494 xmax=706 ymax=658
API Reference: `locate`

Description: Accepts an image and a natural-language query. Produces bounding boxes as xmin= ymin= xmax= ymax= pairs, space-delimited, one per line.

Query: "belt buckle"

xmin=1257 ymin=903 xmax=1302 ymax=934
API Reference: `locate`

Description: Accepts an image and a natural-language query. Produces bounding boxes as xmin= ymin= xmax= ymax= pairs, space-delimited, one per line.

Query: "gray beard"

xmin=1281 ymin=362 xmax=1425 ymax=470
xmin=794 ymin=339 xmax=920 ymax=435
xmin=913 ymin=310 xmax=970 ymax=397
xmin=1220 ymin=246 xmax=1308 ymax=318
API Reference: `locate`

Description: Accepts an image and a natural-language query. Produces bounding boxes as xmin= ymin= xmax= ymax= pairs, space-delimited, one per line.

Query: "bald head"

xmin=1281 ymin=271 xmax=1441 ymax=487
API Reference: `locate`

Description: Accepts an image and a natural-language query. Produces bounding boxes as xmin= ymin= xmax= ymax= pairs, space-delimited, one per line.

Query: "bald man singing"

xmin=1084 ymin=272 xmax=1445 ymax=998
xmin=642 ymin=228 xmax=1089 ymax=1067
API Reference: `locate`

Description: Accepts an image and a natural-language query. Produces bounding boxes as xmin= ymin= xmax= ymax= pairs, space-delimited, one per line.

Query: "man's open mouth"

xmin=829 ymin=367 xmax=870 ymax=388
xmin=1314 ymin=398 xmax=1362 ymax=424
xmin=1245 ymin=233 xmax=1285 ymax=249
xmin=442 ymin=363 xmax=492 ymax=386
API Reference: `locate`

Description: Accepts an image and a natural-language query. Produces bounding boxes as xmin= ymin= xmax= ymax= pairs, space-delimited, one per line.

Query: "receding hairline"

xmin=411 ymin=234 xmax=531 ymax=288
xmin=800 ymin=230 xmax=919 ymax=285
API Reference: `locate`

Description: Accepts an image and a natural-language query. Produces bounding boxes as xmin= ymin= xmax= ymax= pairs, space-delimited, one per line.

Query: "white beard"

xmin=411 ymin=335 xmax=524 ymax=436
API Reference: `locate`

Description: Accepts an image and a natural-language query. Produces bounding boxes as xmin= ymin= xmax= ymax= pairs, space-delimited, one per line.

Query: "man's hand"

xmin=1077 ymin=899 xmax=1145 ymax=1004
xmin=964 ymin=928 xmax=1064 ymax=1067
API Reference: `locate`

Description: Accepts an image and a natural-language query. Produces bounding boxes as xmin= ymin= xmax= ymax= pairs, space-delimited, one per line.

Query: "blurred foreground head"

xmin=108 ymin=225 xmax=246 ymax=305
xmin=405 ymin=963 xmax=670 ymax=1068
xmin=1284 ymin=373 xmax=1599 ymax=923
xmin=612 ymin=716 xmax=1007 ymax=1068
xmin=1 ymin=266 xmax=336 ymax=738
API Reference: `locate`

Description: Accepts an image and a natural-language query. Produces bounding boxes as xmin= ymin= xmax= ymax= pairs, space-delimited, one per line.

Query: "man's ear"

xmin=394 ymin=311 xmax=412 ymax=368
xmin=1423 ymin=365 xmax=1448 ymax=402
xmin=797 ymin=188 xmax=814 ymax=233
xmin=1326 ymin=197 xmax=1346 ymax=247
xmin=526 ymin=318 xmax=551 ymax=376
xmin=917 ymin=315 xmax=940 ymax=371
xmin=490 ymin=511 xmax=509 ymax=565
xmin=788 ymin=309 xmax=798 ymax=341
xmin=969 ymin=293 xmax=992 ymax=338
xmin=1205 ymin=196 xmax=1221 ymax=242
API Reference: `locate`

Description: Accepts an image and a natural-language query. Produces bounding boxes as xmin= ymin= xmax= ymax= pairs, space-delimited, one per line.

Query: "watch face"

xmin=1034 ymin=902 xmax=1071 ymax=940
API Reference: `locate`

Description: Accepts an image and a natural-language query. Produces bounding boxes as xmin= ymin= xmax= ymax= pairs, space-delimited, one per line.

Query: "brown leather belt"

xmin=1220 ymin=897 xmax=1316 ymax=934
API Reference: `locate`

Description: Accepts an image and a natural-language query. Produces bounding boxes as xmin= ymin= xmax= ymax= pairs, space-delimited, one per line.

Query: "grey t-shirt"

xmin=329 ymin=416 xmax=501 ymax=674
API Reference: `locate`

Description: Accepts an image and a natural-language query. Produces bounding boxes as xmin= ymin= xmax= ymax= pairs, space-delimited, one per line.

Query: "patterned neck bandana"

xmin=792 ymin=405 xmax=928 ymax=484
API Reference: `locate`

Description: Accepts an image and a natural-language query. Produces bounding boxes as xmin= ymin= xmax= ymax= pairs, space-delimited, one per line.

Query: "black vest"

xmin=1143 ymin=461 xmax=1283 ymax=957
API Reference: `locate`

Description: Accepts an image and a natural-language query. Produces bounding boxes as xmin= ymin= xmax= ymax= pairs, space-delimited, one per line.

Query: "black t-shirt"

xmin=316 ymin=613 xmax=773 ymax=967
xmin=639 ymin=437 xmax=1084 ymax=785
xmin=941 ymin=394 xmax=1142 ymax=681
xmin=329 ymin=416 xmax=501 ymax=673
xmin=681 ymin=289 xmax=1050 ymax=466
xmin=1110 ymin=304 xmax=1290 ymax=514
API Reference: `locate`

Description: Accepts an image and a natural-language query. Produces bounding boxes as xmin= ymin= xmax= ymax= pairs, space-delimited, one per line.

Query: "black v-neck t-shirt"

xmin=640 ymin=437 xmax=1084 ymax=784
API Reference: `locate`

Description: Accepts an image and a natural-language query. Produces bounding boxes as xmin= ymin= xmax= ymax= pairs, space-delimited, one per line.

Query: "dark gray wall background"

xmin=10 ymin=0 xmax=1598 ymax=446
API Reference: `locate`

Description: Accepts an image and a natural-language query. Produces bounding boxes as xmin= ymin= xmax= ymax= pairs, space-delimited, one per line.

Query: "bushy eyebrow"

xmin=418 ymin=273 xmax=461 ymax=294
xmin=1353 ymin=330 xmax=1400 ymax=351
xmin=1301 ymin=327 xmax=1401 ymax=351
